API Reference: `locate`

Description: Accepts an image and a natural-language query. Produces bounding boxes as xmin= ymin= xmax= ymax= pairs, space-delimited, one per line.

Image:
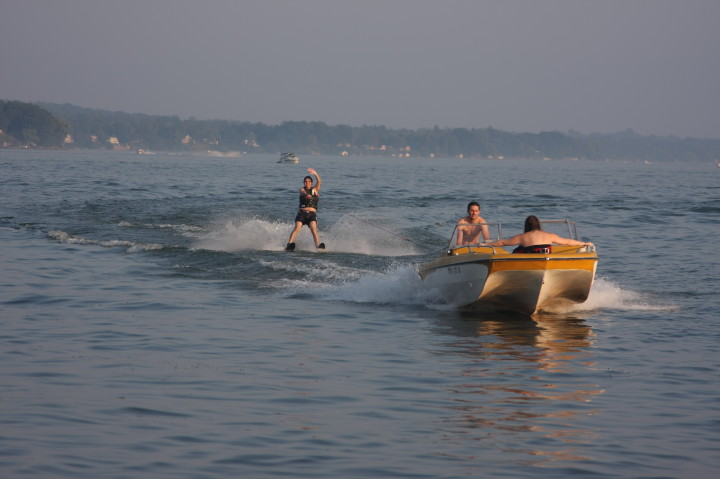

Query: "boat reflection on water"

xmin=432 ymin=311 xmax=604 ymax=466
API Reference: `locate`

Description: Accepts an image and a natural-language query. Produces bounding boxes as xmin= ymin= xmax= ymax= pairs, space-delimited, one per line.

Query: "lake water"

xmin=1 ymin=149 xmax=718 ymax=478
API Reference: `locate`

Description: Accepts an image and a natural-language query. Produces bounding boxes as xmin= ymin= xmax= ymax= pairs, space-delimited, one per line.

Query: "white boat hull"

xmin=422 ymin=261 xmax=490 ymax=306
xmin=278 ymin=153 xmax=300 ymax=164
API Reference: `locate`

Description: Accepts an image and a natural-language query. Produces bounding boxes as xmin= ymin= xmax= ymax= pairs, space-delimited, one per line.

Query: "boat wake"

xmin=193 ymin=215 xmax=421 ymax=256
xmin=569 ymin=276 xmax=677 ymax=313
xmin=277 ymin=269 xmax=676 ymax=314
xmin=313 ymin=264 xmax=445 ymax=306
xmin=47 ymin=219 xmax=676 ymax=316
xmin=189 ymin=215 xmax=677 ymax=313
xmin=48 ymin=230 xmax=166 ymax=253
xmin=192 ymin=218 xmax=289 ymax=252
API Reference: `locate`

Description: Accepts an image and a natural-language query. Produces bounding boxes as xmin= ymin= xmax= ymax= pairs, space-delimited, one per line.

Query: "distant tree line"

xmin=0 ymin=100 xmax=68 ymax=147
xmin=2 ymin=100 xmax=719 ymax=162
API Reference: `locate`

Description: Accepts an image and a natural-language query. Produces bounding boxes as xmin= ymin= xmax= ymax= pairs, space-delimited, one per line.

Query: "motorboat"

xmin=419 ymin=220 xmax=598 ymax=315
xmin=278 ymin=152 xmax=300 ymax=164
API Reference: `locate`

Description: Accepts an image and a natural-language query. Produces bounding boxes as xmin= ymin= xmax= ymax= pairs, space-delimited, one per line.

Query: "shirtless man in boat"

xmin=285 ymin=168 xmax=325 ymax=251
xmin=456 ymin=201 xmax=491 ymax=245
xmin=484 ymin=215 xmax=593 ymax=253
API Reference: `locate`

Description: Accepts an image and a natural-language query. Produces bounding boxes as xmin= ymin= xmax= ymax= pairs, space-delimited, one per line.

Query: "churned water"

xmin=1 ymin=150 xmax=718 ymax=478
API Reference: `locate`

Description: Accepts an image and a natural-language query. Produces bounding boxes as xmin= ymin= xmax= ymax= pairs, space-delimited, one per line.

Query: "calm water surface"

xmin=1 ymin=150 xmax=719 ymax=478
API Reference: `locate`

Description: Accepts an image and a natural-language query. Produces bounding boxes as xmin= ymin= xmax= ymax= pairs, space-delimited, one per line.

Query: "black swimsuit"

xmin=513 ymin=244 xmax=552 ymax=254
xmin=295 ymin=210 xmax=317 ymax=226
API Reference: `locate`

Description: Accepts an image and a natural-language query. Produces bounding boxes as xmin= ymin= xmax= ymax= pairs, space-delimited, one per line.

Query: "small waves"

xmin=118 ymin=220 xmax=204 ymax=236
xmin=48 ymin=230 xmax=166 ymax=253
xmin=259 ymin=258 xmax=370 ymax=284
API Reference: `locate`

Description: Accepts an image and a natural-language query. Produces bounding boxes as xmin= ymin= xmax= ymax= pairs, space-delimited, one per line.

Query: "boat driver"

xmin=456 ymin=201 xmax=491 ymax=245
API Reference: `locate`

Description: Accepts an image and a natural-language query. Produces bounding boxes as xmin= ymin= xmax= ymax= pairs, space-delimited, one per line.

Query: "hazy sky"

xmin=2 ymin=0 xmax=719 ymax=138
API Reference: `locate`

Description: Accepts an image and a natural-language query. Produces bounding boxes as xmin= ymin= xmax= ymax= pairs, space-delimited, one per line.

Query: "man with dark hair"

xmin=456 ymin=201 xmax=491 ymax=245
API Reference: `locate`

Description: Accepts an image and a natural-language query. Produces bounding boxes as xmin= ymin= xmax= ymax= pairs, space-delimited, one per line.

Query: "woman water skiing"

xmin=285 ymin=168 xmax=325 ymax=251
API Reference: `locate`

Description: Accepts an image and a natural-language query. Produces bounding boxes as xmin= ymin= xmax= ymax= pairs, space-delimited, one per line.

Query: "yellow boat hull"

xmin=419 ymin=245 xmax=598 ymax=315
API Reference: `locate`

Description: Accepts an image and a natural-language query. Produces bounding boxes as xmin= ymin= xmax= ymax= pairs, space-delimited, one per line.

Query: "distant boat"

xmin=278 ymin=152 xmax=300 ymax=164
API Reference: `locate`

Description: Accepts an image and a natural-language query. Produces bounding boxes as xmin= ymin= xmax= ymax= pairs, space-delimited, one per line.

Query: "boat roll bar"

xmin=446 ymin=219 xmax=593 ymax=253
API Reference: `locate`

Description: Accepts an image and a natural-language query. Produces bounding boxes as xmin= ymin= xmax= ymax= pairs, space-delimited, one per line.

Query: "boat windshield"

xmin=538 ymin=219 xmax=580 ymax=240
xmin=448 ymin=222 xmax=503 ymax=248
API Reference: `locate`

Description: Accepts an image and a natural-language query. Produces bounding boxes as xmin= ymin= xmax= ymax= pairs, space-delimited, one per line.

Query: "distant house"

xmin=0 ymin=129 xmax=10 ymax=148
xmin=107 ymin=136 xmax=128 ymax=150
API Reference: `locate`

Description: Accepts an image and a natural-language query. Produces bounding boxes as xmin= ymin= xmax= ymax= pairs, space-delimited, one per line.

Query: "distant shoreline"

xmin=3 ymin=100 xmax=720 ymax=162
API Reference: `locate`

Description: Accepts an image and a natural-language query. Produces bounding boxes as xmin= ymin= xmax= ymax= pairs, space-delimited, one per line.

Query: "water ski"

xmin=284 ymin=242 xmax=325 ymax=251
